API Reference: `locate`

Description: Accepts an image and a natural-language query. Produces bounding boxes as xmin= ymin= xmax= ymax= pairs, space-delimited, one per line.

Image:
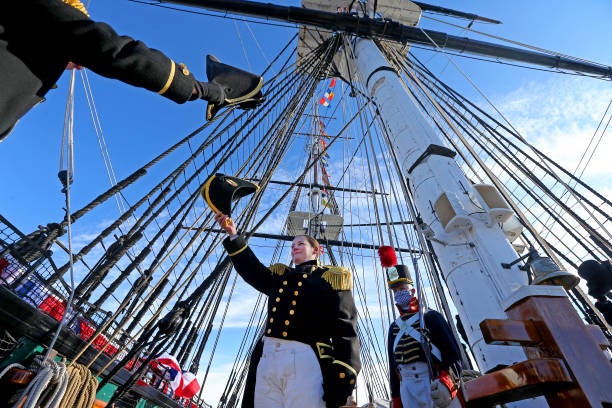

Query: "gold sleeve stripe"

xmin=332 ymin=360 xmax=358 ymax=376
xmin=158 ymin=61 xmax=176 ymax=95
xmin=228 ymin=244 xmax=248 ymax=257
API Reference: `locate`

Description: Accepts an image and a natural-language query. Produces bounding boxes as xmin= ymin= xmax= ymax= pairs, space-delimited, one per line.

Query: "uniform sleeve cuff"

xmin=223 ymin=235 xmax=248 ymax=256
xmin=157 ymin=61 xmax=198 ymax=104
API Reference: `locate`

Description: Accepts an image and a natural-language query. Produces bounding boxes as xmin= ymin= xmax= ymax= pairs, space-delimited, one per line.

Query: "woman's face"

xmin=291 ymin=236 xmax=318 ymax=265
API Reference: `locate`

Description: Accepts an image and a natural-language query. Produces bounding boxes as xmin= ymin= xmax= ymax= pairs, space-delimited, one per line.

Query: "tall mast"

xmin=347 ymin=37 xmax=547 ymax=405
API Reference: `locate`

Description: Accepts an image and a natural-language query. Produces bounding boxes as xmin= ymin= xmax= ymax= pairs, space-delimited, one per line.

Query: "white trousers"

xmin=398 ymin=361 xmax=433 ymax=408
xmin=254 ymin=336 xmax=326 ymax=408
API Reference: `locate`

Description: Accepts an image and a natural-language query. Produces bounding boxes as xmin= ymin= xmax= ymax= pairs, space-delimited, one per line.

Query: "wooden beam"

xmin=479 ymin=318 xmax=541 ymax=346
xmin=461 ymin=358 xmax=573 ymax=406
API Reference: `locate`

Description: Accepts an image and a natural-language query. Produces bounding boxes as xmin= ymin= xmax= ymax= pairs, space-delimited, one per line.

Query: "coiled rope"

xmin=8 ymin=356 xmax=97 ymax=408
xmin=11 ymin=355 xmax=66 ymax=408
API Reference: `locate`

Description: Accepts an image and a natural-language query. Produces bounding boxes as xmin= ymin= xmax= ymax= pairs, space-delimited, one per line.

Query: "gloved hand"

xmin=431 ymin=379 xmax=452 ymax=408
xmin=191 ymin=81 xmax=224 ymax=104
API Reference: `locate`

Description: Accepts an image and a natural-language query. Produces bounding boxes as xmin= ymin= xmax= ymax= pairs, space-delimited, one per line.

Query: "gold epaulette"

xmin=63 ymin=0 xmax=89 ymax=16
xmin=269 ymin=263 xmax=290 ymax=276
xmin=321 ymin=266 xmax=353 ymax=291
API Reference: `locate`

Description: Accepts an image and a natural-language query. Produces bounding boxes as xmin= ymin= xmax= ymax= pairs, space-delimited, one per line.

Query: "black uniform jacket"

xmin=387 ymin=309 xmax=461 ymax=399
xmin=223 ymin=235 xmax=361 ymax=408
xmin=0 ymin=0 xmax=198 ymax=138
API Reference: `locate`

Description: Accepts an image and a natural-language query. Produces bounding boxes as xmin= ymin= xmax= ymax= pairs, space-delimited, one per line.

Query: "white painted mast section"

xmin=349 ymin=38 xmax=546 ymax=405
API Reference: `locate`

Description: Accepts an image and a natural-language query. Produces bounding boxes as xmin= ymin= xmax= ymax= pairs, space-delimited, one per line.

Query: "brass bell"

xmin=530 ymin=254 xmax=580 ymax=290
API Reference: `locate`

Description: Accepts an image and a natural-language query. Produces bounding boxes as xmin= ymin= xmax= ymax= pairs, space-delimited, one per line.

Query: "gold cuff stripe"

xmin=158 ymin=61 xmax=176 ymax=95
xmin=228 ymin=244 xmax=248 ymax=257
xmin=332 ymin=360 xmax=358 ymax=376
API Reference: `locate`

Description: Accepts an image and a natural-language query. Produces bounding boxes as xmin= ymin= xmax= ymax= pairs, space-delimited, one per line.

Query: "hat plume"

xmin=378 ymin=246 xmax=397 ymax=268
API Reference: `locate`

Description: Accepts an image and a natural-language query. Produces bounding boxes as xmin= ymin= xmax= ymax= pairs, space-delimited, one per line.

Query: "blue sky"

xmin=1 ymin=0 xmax=610 ymax=405
xmin=1 ymin=0 xmax=610 ymax=231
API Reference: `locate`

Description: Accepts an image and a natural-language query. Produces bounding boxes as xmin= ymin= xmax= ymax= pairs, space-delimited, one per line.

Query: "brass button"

xmin=267 ymin=329 xmax=271 ymax=334
xmin=289 ymin=310 xmax=295 ymax=315
xmin=272 ymin=307 xmax=277 ymax=312
xmin=276 ymin=297 xmax=280 ymax=302
xmin=269 ymin=318 xmax=274 ymax=323
xmin=178 ymin=62 xmax=190 ymax=75
xmin=283 ymin=280 xmax=288 ymax=285
xmin=282 ymin=331 xmax=288 ymax=337
xmin=279 ymin=288 xmax=284 ymax=293
xmin=291 ymin=300 xmax=297 ymax=305
xmin=284 ymin=320 xmax=290 ymax=325
xmin=294 ymin=291 xmax=299 ymax=296
xmin=297 ymin=282 xmax=303 ymax=287
xmin=302 ymin=274 xmax=308 ymax=278
xmin=339 ymin=372 xmax=346 ymax=379
xmin=350 ymin=379 xmax=355 ymax=385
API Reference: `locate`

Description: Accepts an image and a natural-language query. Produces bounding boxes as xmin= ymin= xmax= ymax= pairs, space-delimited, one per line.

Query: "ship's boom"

xmin=160 ymin=0 xmax=612 ymax=78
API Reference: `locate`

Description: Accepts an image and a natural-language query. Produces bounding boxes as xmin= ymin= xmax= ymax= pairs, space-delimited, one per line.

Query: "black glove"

xmin=191 ymin=81 xmax=224 ymax=104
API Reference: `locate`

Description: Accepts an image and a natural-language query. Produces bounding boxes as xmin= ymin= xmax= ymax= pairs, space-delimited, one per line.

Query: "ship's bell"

xmin=530 ymin=254 xmax=580 ymax=290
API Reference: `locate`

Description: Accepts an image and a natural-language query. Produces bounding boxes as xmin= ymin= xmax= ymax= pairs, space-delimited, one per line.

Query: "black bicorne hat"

xmin=578 ymin=259 xmax=612 ymax=299
xmin=386 ymin=264 xmax=413 ymax=288
xmin=200 ymin=173 xmax=259 ymax=216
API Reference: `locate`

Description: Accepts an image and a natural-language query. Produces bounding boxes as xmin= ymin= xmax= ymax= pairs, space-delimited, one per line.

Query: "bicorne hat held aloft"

xmin=200 ymin=173 xmax=259 ymax=215
xmin=206 ymin=55 xmax=264 ymax=120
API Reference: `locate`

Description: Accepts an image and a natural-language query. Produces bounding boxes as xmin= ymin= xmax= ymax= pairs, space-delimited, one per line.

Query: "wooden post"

xmin=461 ymin=286 xmax=612 ymax=407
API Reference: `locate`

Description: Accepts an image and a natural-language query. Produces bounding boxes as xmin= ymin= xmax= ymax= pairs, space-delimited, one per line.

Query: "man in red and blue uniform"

xmin=380 ymin=246 xmax=462 ymax=408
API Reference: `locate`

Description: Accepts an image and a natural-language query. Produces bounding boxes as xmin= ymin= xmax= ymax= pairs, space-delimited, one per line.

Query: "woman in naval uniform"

xmin=214 ymin=212 xmax=361 ymax=408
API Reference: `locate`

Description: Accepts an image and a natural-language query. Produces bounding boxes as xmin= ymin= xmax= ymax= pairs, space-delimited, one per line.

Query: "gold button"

xmin=269 ymin=318 xmax=274 ymax=323
xmin=303 ymin=274 xmax=308 ymax=278
xmin=350 ymin=379 xmax=355 ymax=385
xmin=178 ymin=62 xmax=190 ymax=75
xmin=283 ymin=281 xmax=288 ymax=285
xmin=272 ymin=307 xmax=277 ymax=312
xmin=297 ymin=282 xmax=303 ymax=287
xmin=276 ymin=297 xmax=280 ymax=302
xmin=284 ymin=320 xmax=290 ymax=325
xmin=339 ymin=372 xmax=346 ymax=379
xmin=289 ymin=310 xmax=295 ymax=315
xmin=292 ymin=300 xmax=297 ymax=305
xmin=282 ymin=331 xmax=288 ymax=337
xmin=279 ymin=288 xmax=284 ymax=293
xmin=294 ymin=291 xmax=299 ymax=296
xmin=267 ymin=329 xmax=271 ymax=334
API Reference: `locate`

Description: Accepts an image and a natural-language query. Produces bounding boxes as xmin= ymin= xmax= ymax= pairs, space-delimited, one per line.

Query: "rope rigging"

xmin=0 ymin=9 xmax=609 ymax=406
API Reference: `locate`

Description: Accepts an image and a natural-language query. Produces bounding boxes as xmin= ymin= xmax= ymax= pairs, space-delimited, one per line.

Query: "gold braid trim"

xmin=321 ymin=266 xmax=352 ymax=290
xmin=158 ymin=61 xmax=176 ymax=95
xmin=228 ymin=244 xmax=247 ymax=257
xmin=269 ymin=263 xmax=289 ymax=276
xmin=63 ymin=0 xmax=89 ymax=16
xmin=332 ymin=359 xmax=358 ymax=377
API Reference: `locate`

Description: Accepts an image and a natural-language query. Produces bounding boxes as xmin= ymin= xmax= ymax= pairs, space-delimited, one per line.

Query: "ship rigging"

xmin=0 ymin=0 xmax=610 ymax=407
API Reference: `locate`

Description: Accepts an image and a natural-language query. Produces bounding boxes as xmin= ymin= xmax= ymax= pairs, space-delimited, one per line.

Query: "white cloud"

xmin=494 ymin=76 xmax=611 ymax=196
